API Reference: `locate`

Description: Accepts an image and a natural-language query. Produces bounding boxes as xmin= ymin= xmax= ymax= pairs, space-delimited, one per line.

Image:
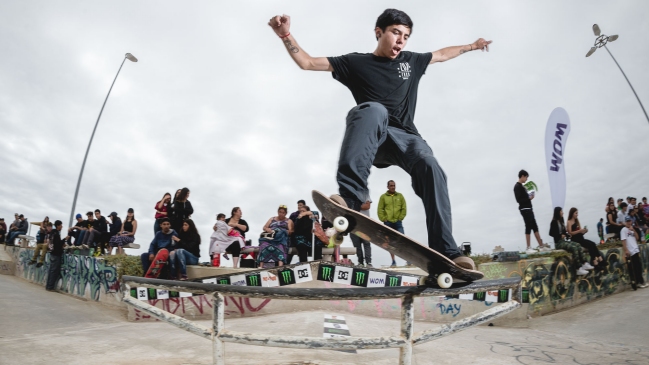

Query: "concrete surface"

xmin=2 ymin=274 xmax=649 ymax=365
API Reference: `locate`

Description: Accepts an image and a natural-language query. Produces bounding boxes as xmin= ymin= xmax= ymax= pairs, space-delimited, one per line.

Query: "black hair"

xmin=620 ymin=202 xmax=628 ymax=208
xmin=297 ymin=199 xmax=306 ymax=205
xmin=54 ymin=220 xmax=62 ymax=227
xmin=375 ymin=9 xmax=413 ymax=40
xmin=552 ymin=207 xmax=563 ymax=223
xmin=177 ymin=187 xmax=190 ymax=202
xmin=217 ymin=213 xmax=226 ymax=220
xmin=86 ymin=211 xmax=93 ymax=216
xmin=387 ymin=180 xmax=395 ymax=186
xmin=518 ymin=169 xmax=529 ymax=178
xmin=126 ymin=210 xmax=135 ymax=222
xmin=159 ymin=217 xmax=170 ymax=224
xmin=94 ymin=209 xmax=101 ymax=213
xmin=231 ymin=207 xmax=240 ymax=217
xmin=182 ymin=219 xmax=201 ymax=244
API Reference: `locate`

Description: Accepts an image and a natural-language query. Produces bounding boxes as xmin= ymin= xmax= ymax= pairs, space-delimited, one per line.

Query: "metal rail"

xmin=122 ymin=276 xmax=521 ymax=364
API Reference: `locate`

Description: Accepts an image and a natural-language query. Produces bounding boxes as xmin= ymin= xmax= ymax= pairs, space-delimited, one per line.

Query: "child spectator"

xmin=170 ymin=219 xmax=201 ymax=280
xmin=621 ymin=217 xmax=648 ymax=288
xmin=45 ymin=220 xmax=66 ymax=291
xmin=30 ymin=222 xmax=52 ymax=267
xmin=210 ymin=214 xmax=243 ymax=268
xmin=141 ymin=218 xmax=178 ymax=275
xmin=154 ymin=192 xmax=171 ymax=234
xmin=169 ymin=188 xmax=193 ymax=233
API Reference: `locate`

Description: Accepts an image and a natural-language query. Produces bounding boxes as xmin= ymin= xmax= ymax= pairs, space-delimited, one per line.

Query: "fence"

xmin=122 ymin=275 xmax=521 ymax=364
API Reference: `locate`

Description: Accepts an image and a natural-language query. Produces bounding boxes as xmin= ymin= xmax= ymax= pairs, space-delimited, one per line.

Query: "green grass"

xmin=104 ymin=255 xmax=143 ymax=279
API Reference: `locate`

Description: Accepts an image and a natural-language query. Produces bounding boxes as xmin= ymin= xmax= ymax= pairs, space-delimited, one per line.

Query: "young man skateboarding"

xmin=269 ymin=9 xmax=490 ymax=269
xmin=378 ymin=180 xmax=407 ymax=267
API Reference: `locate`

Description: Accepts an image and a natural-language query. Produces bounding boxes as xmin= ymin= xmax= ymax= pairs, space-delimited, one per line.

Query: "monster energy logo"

xmin=474 ymin=292 xmax=485 ymax=301
xmin=499 ymin=289 xmax=509 ymax=302
xmin=521 ymin=289 xmax=529 ymax=303
xmin=281 ymin=270 xmax=293 ymax=282
xmin=321 ymin=267 xmax=332 ymax=280
xmin=354 ymin=272 xmax=366 ymax=285
xmin=248 ymin=275 xmax=259 ymax=286
xmin=218 ymin=279 xmax=228 ymax=285
xmin=388 ymin=276 xmax=399 ymax=287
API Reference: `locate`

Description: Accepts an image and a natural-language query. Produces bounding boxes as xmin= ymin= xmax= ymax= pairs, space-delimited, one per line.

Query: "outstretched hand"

xmin=472 ymin=38 xmax=492 ymax=52
xmin=268 ymin=14 xmax=291 ymax=37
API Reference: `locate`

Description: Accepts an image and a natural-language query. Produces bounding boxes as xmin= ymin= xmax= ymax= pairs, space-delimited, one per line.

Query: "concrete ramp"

xmin=0 ymin=244 xmax=15 ymax=275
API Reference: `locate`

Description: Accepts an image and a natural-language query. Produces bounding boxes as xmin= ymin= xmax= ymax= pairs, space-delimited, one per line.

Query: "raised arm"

xmin=268 ymin=15 xmax=332 ymax=71
xmin=430 ymin=38 xmax=492 ymax=64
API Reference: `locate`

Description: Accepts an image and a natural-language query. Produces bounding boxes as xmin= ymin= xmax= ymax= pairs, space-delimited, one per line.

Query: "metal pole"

xmin=604 ymin=45 xmax=649 ymax=124
xmin=399 ymin=294 xmax=414 ymax=365
xmin=213 ymin=293 xmax=225 ymax=365
xmin=68 ymin=57 xmax=128 ymax=227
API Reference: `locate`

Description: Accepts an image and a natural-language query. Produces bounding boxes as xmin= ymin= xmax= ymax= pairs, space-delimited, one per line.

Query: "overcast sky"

xmin=2 ymin=1 xmax=648 ymax=267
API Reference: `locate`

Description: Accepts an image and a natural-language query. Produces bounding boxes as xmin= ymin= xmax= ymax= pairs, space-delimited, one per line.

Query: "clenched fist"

xmin=268 ymin=14 xmax=291 ymax=37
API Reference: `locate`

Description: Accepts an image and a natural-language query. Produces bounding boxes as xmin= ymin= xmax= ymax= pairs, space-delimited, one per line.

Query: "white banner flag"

xmin=545 ymin=107 xmax=571 ymax=209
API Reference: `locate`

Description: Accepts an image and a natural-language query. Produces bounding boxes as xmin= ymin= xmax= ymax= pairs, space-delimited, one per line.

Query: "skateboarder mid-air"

xmin=269 ymin=9 xmax=491 ymax=270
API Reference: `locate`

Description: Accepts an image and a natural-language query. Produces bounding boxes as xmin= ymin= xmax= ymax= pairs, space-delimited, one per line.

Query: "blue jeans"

xmin=6 ymin=230 xmax=26 ymax=245
xmin=171 ymin=249 xmax=199 ymax=276
xmin=384 ymin=220 xmax=405 ymax=234
xmin=73 ymin=230 xmax=86 ymax=246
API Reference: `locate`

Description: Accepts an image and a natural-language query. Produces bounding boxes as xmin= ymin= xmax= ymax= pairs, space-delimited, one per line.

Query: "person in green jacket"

xmin=378 ymin=180 xmax=407 ymax=267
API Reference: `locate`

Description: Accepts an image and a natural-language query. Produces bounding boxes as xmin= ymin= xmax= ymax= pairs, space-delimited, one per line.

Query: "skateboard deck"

xmin=312 ymin=190 xmax=484 ymax=282
xmin=145 ymin=249 xmax=169 ymax=279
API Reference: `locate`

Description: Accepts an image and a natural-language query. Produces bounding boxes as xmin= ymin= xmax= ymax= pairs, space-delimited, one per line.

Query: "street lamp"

xmin=586 ymin=24 xmax=649 ymax=124
xmin=68 ymin=53 xmax=138 ymax=227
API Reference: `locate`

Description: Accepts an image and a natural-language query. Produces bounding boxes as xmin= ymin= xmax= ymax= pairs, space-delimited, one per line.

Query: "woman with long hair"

xmin=170 ymin=218 xmax=201 ymax=280
xmin=567 ymin=207 xmax=604 ymax=268
xmin=154 ymin=192 xmax=172 ymax=234
xmin=549 ymin=207 xmax=591 ymax=275
xmin=169 ymin=187 xmax=193 ymax=233
xmin=257 ymin=205 xmax=293 ymax=268
xmin=109 ymin=208 xmax=137 ymax=256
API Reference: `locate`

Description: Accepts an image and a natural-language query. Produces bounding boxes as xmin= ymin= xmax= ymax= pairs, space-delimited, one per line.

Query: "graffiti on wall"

xmin=482 ymin=245 xmax=648 ymax=313
xmin=131 ymin=295 xmax=272 ymax=321
xmin=12 ymin=247 xmax=119 ymax=301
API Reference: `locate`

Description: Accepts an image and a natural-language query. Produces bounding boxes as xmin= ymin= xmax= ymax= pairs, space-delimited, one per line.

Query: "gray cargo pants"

xmin=337 ymin=102 xmax=460 ymax=259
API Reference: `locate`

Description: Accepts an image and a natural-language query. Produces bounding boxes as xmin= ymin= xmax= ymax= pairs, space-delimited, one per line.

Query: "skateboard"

xmin=145 ymin=249 xmax=169 ymax=279
xmin=524 ymin=180 xmax=538 ymax=198
xmin=312 ymin=190 xmax=484 ymax=288
xmin=626 ymin=256 xmax=638 ymax=291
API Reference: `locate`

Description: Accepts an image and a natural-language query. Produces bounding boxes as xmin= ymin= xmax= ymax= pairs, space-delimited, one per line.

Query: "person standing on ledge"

xmin=268 ymin=9 xmax=492 ymax=270
xmin=513 ymin=170 xmax=549 ymax=254
xmin=378 ymin=180 xmax=407 ymax=267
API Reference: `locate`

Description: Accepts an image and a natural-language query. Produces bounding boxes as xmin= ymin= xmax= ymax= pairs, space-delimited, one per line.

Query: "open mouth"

xmin=391 ymin=46 xmax=401 ymax=56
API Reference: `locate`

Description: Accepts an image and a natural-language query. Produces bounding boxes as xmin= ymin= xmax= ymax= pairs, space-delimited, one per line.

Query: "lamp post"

xmin=586 ymin=24 xmax=649 ymax=125
xmin=68 ymin=53 xmax=138 ymax=227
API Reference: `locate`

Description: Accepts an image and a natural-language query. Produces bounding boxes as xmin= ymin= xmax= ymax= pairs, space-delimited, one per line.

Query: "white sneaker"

xmin=525 ymin=248 xmax=537 ymax=255
xmin=538 ymin=247 xmax=552 ymax=252
xmin=576 ymin=268 xmax=589 ymax=275
xmin=639 ymin=283 xmax=649 ymax=289
xmin=582 ymin=262 xmax=595 ymax=270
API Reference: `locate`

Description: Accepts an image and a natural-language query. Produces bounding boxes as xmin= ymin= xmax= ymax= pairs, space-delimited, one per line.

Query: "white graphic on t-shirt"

xmin=398 ymin=62 xmax=411 ymax=79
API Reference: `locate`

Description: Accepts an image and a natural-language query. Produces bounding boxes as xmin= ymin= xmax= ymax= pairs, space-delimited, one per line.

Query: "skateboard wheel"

xmin=437 ymin=273 xmax=452 ymax=288
xmin=333 ymin=216 xmax=349 ymax=232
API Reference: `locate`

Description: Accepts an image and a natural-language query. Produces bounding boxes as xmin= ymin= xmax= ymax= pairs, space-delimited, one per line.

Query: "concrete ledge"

xmin=122 ymin=243 xmax=140 ymax=249
xmin=241 ymin=247 xmax=356 ymax=255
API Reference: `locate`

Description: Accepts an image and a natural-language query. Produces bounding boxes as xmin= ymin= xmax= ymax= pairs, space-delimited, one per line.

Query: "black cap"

xmin=18 ymin=214 xmax=24 ymax=218
xmin=108 ymin=212 xmax=118 ymax=217
xmin=127 ymin=208 xmax=134 ymax=213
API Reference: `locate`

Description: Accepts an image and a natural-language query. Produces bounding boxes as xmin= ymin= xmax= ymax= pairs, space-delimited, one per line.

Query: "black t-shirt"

xmin=513 ymin=182 xmax=532 ymax=210
xmin=225 ymin=218 xmax=249 ymax=238
xmin=93 ymin=216 xmax=108 ymax=233
xmin=327 ymin=51 xmax=433 ymax=136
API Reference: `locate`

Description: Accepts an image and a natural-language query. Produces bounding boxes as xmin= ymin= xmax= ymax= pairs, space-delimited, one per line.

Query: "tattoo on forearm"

xmin=283 ymin=39 xmax=299 ymax=54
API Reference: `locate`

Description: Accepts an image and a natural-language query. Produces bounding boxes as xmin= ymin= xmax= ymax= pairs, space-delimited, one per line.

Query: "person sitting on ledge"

xmin=549 ymin=207 xmax=592 ymax=276
xmin=109 ymin=209 xmax=137 ymax=256
xmin=170 ymin=218 xmax=201 ymax=280
xmin=257 ymin=205 xmax=293 ymax=268
xmin=567 ymin=207 xmax=604 ymax=269
xmin=210 ymin=213 xmax=243 ymax=268
xmin=141 ymin=218 xmax=178 ymax=276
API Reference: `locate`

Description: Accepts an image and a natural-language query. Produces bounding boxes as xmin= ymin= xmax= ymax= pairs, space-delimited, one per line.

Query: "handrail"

xmin=122 ymin=274 xmax=521 ymax=365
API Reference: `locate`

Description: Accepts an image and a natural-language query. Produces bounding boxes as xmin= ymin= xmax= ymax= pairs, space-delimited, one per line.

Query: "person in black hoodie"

xmin=170 ymin=218 xmax=201 ymax=280
xmin=46 ymin=220 xmax=66 ymax=291
xmin=169 ymin=187 xmax=194 ymax=233
xmin=293 ymin=206 xmax=322 ymax=263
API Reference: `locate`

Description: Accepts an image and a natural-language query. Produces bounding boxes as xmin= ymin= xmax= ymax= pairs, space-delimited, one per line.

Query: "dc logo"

xmin=398 ymin=62 xmax=411 ymax=79
xmin=297 ymin=269 xmax=309 ymax=279
xmin=337 ymin=271 xmax=349 ymax=280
